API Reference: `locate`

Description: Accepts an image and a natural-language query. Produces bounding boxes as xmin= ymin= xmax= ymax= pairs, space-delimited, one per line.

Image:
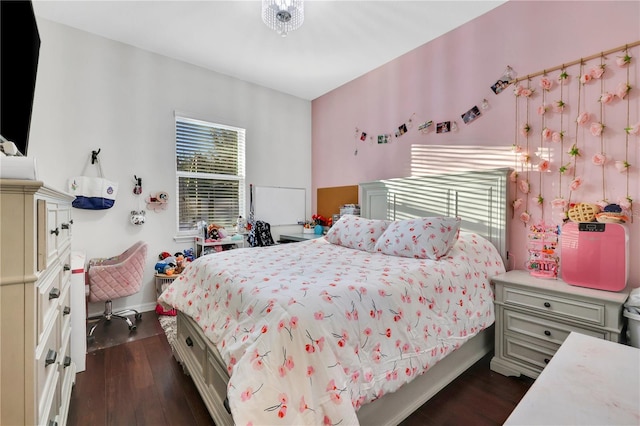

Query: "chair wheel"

xmin=129 ymin=324 xmax=137 ymax=331
xmin=135 ymin=313 xmax=142 ymax=321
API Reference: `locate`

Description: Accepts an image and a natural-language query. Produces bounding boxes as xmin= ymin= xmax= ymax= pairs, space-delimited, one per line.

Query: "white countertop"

xmin=505 ymin=332 xmax=640 ymax=425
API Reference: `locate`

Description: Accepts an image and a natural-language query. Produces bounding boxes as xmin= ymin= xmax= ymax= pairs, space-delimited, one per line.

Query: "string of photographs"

xmin=353 ymin=66 xmax=517 ymax=155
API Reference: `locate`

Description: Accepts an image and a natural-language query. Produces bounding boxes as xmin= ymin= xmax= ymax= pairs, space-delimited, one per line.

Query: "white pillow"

xmin=374 ymin=217 xmax=461 ymax=260
xmin=325 ymin=215 xmax=389 ymax=252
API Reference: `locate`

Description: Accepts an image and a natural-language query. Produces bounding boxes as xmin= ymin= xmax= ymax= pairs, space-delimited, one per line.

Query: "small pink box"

xmin=561 ymin=222 xmax=628 ymax=292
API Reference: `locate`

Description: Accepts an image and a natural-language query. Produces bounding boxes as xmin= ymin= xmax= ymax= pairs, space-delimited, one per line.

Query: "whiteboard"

xmin=253 ymin=186 xmax=306 ymax=226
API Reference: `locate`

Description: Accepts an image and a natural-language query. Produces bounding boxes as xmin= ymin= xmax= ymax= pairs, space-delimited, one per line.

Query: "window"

xmin=175 ymin=116 xmax=245 ymax=233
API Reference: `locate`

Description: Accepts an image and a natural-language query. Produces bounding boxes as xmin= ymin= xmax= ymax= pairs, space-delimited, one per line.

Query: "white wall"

xmin=29 ymin=18 xmax=312 ymax=315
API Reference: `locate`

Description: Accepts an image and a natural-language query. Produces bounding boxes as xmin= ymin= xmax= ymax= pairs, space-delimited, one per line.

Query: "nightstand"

xmin=490 ymin=270 xmax=629 ymax=379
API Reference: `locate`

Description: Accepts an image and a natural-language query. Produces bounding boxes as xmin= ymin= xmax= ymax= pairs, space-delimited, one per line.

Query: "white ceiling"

xmin=33 ymin=0 xmax=506 ymax=100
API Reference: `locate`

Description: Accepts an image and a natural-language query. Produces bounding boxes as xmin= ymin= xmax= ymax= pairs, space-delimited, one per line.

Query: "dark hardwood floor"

xmin=69 ymin=314 xmax=533 ymax=426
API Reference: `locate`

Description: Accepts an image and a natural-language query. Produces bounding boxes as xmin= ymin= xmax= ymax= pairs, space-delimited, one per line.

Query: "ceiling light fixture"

xmin=262 ymin=0 xmax=304 ymax=37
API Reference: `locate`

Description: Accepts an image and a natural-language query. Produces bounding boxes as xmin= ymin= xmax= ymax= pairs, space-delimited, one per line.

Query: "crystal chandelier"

xmin=262 ymin=0 xmax=304 ymax=37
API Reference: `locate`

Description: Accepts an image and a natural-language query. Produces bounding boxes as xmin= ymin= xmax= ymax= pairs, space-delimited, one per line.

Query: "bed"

xmin=160 ymin=168 xmax=509 ymax=425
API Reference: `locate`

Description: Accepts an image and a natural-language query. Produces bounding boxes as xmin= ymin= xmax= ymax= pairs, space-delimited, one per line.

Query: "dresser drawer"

xmin=177 ymin=313 xmax=207 ymax=377
xmin=38 ymin=267 xmax=62 ymax=342
xmin=503 ymin=287 xmax=605 ymax=326
xmin=504 ymin=309 xmax=606 ymax=346
xmin=35 ymin=316 xmax=60 ymax=421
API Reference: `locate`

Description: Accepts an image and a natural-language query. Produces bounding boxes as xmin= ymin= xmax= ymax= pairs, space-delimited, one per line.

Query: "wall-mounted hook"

xmin=91 ymin=148 xmax=101 ymax=164
xmin=133 ymin=175 xmax=142 ymax=195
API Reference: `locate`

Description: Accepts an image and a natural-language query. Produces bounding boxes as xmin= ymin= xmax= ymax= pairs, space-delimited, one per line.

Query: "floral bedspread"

xmin=160 ymin=232 xmax=505 ymax=425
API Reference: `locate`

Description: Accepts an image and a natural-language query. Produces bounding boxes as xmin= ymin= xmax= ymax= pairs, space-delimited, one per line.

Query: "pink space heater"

xmin=560 ymin=222 xmax=628 ymax=291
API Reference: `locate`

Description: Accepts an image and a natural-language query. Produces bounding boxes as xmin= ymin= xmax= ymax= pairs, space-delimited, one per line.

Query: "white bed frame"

xmin=173 ymin=168 xmax=510 ymax=425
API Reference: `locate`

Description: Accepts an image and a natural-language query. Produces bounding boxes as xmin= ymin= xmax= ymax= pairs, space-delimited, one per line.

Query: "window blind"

xmin=176 ymin=116 xmax=245 ymax=232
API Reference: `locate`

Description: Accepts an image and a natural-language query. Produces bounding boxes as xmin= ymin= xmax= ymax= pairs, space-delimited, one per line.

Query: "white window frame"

xmin=175 ymin=115 xmax=246 ymax=236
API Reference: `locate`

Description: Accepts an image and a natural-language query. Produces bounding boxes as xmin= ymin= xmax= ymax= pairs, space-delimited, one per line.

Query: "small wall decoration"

xmin=436 ymin=121 xmax=451 ymax=133
xmin=377 ymin=134 xmax=390 ymax=144
xmin=147 ymin=191 xmax=169 ymax=212
xmin=418 ymin=120 xmax=433 ymax=134
xmin=461 ymin=105 xmax=482 ymax=124
xmin=491 ymin=66 xmax=516 ymax=95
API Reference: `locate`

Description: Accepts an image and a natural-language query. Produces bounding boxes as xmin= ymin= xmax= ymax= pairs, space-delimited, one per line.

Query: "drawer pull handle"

xmin=186 ymin=336 xmax=193 ymax=347
xmin=543 ymin=302 xmax=551 ymax=308
xmin=544 ymin=358 xmax=550 ymax=364
xmin=64 ymin=306 xmax=71 ymax=315
xmin=69 ymin=219 xmax=74 ymax=225
xmin=48 ymin=420 xmax=58 ymax=426
xmin=61 ymin=222 xmax=70 ymax=230
xmin=223 ymin=397 xmax=231 ymax=414
xmin=50 ymin=227 xmax=59 ymax=236
xmin=45 ymin=349 xmax=57 ymax=366
xmin=49 ymin=288 xmax=60 ymax=300
xmin=64 ymin=264 xmax=71 ymax=271
xmin=544 ymin=330 xmax=551 ymax=336
xmin=64 ymin=355 xmax=72 ymax=368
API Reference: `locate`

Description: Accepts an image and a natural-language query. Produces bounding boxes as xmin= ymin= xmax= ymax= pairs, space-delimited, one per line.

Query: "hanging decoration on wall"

xmin=511 ymin=40 xmax=639 ymax=227
xmin=436 ymin=121 xmax=451 ymax=133
xmin=147 ymin=191 xmax=169 ymax=212
xmin=418 ymin=120 xmax=433 ymax=134
xmin=461 ymin=105 xmax=482 ymax=125
xmin=130 ymin=174 xmax=145 ymax=226
xmin=491 ymin=66 xmax=516 ymax=95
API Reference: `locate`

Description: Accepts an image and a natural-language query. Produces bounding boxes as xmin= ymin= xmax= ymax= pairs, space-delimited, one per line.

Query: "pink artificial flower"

xmin=512 ymin=198 xmax=523 ymax=210
xmin=580 ymin=73 xmax=592 ymax=84
xmin=551 ymin=131 xmax=563 ymax=143
xmin=625 ymin=122 xmax=640 ymax=135
xmin=592 ymin=153 xmax=606 ymax=166
xmin=520 ymin=88 xmax=534 ymax=98
xmin=569 ymin=177 xmax=583 ymax=191
xmin=590 ymin=122 xmax=604 ymax=136
xmin=600 ymin=92 xmax=615 ymax=105
xmin=519 ymin=211 xmax=531 ymax=223
xmin=520 ymin=123 xmax=531 ymax=136
xmin=559 ymin=163 xmax=573 ymax=175
xmin=537 ymin=105 xmax=547 ymax=115
xmin=541 ymin=127 xmax=552 ymax=140
xmin=520 ymin=153 xmax=531 ymax=164
xmin=615 ymin=160 xmax=630 ymax=173
xmin=510 ymin=170 xmax=519 ymax=182
xmin=619 ymin=198 xmax=632 ymax=210
xmin=551 ymin=198 xmax=567 ymax=208
xmin=538 ymin=160 xmax=550 ymax=172
xmin=616 ymin=82 xmax=631 ymax=99
xmin=512 ymin=144 xmax=523 ymax=153
xmin=616 ymin=53 xmax=632 ymax=67
xmin=558 ymin=71 xmax=570 ymax=84
xmin=539 ymin=77 xmax=553 ymax=91
xmin=576 ymin=112 xmax=591 ymax=125
xmin=553 ymin=100 xmax=566 ymax=113
xmin=513 ymin=85 xmax=524 ymax=97
xmin=513 ymin=198 xmax=522 ymax=210
xmin=589 ymin=66 xmax=605 ymax=79
xmin=519 ymin=179 xmax=530 ymax=194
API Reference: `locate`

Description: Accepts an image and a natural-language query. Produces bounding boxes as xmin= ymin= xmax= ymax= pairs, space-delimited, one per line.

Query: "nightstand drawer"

xmin=504 ymin=334 xmax=556 ymax=373
xmin=504 ymin=309 xmax=606 ymax=345
xmin=503 ymin=287 xmax=604 ymax=325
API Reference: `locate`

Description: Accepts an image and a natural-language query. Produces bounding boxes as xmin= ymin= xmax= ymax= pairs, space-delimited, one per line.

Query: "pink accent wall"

xmin=312 ymin=1 xmax=640 ymax=287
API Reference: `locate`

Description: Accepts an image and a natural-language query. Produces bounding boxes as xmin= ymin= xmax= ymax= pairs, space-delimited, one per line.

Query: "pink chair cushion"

xmin=88 ymin=241 xmax=148 ymax=302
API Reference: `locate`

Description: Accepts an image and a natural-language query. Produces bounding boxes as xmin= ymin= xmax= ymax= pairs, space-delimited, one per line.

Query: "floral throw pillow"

xmin=325 ymin=215 xmax=389 ymax=252
xmin=374 ymin=217 xmax=461 ymax=260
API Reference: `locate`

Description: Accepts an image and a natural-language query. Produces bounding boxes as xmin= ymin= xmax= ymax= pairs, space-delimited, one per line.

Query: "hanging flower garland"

xmin=567 ymin=60 xmax=587 ymax=207
xmin=514 ymin=81 xmax=534 ymax=224
xmin=553 ymin=67 xmax=569 ymax=217
xmin=593 ymin=55 xmax=608 ymax=205
xmin=620 ymin=48 xmax=635 ymax=220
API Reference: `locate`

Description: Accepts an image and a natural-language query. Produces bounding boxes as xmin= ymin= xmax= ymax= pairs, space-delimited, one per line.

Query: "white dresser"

xmin=0 ymin=179 xmax=76 ymax=425
xmin=491 ymin=270 xmax=629 ymax=379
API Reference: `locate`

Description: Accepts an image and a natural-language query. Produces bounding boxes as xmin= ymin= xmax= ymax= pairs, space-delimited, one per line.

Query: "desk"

xmin=279 ymin=233 xmax=324 ymax=243
xmin=505 ymin=332 xmax=639 ymax=425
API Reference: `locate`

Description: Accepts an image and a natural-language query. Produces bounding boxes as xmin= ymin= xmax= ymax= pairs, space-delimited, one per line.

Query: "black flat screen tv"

xmin=1 ymin=0 xmax=41 ymax=156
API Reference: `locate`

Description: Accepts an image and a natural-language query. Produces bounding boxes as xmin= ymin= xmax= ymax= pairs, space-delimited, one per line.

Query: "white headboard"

xmin=359 ymin=168 xmax=510 ymax=263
